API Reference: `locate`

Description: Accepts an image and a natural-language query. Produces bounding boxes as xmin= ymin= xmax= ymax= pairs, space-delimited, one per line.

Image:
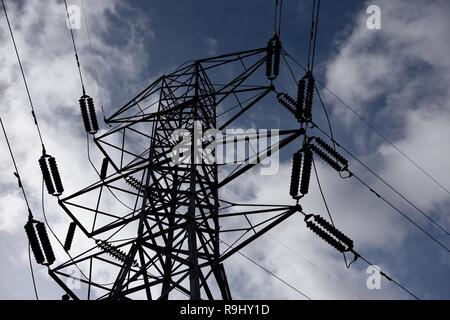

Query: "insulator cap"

xmin=80 ymin=95 xmax=99 ymax=134
xmin=306 ymin=215 xmax=354 ymax=253
xmin=39 ymin=155 xmax=64 ymax=196
xmin=266 ymin=36 xmax=282 ymax=80
xmin=273 ymin=38 xmax=281 ymax=78
xmin=87 ymin=96 xmax=99 ymax=133
xmin=277 ymin=93 xmax=296 ymax=115
xmin=307 ymin=220 xmax=347 ymax=252
xmin=25 ymin=221 xmax=45 ymax=265
xmin=304 ymin=76 xmax=315 ymax=121
xmin=39 ymin=156 xmax=55 ymax=195
xmin=290 ymin=152 xmax=302 ymax=199
xmin=48 ymin=157 xmax=64 ymax=195
xmin=80 ymin=96 xmax=91 ymax=133
xmin=296 ymin=80 xmax=306 ymax=121
xmin=314 ymin=137 xmax=348 ymax=167
xmin=309 ymin=137 xmax=348 ymax=172
xmin=25 ymin=220 xmax=56 ymax=265
xmin=126 ymin=176 xmax=142 ymax=191
xmin=64 ymin=222 xmax=77 ymax=252
xmin=314 ymin=215 xmax=354 ymax=249
xmin=300 ymin=147 xmax=313 ymax=195
xmin=36 ymin=222 xmax=55 ymax=265
xmin=100 ymin=158 xmax=109 ymax=180
xmin=309 ymin=144 xmax=342 ymax=172
xmin=265 ymin=41 xmax=274 ymax=79
xmin=97 ymin=240 xmax=138 ymax=267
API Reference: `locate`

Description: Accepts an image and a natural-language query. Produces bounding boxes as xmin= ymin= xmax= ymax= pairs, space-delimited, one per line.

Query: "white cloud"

xmin=1 ymin=0 xmax=449 ymax=300
xmin=324 ymin=0 xmax=450 ymax=218
xmin=222 ymin=158 xmax=408 ymax=299
xmin=0 ymin=0 xmax=151 ymax=299
xmin=221 ymin=0 xmax=450 ymax=300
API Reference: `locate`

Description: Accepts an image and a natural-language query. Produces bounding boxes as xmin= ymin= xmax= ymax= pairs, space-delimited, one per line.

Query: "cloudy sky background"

xmin=0 ymin=0 xmax=449 ymax=299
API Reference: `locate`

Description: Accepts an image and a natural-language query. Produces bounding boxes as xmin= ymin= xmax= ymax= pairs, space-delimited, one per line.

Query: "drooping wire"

xmin=284 ymin=44 xmax=450 ymax=273
xmin=313 ymin=63 xmax=450 ymax=235
xmin=63 ymin=0 xmax=86 ymax=95
xmin=80 ymin=0 xmax=106 ymax=120
xmin=280 ymin=51 xmax=297 ymax=83
xmin=265 ymin=233 xmax=364 ymax=299
xmin=309 ymin=125 xmax=450 ymax=252
xmin=232 ymin=204 xmax=364 ymax=299
xmin=312 ymin=156 xmax=353 ymax=267
xmin=1 ymin=0 xmax=46 ymax=151
xmin=284 ymin=50 xmax=450 ymax=235
xmin=314 ymin=83 xmax=336 ymax=150
xmin=85 ymin=134 xmax=135 ymax=211
xmin=279 ymin=13 xmax=421 ymax=298
xmin=303 ymin=80 xmax=450 ymax=269
xmin=39 ymin=150 xmax=139 ymax=288
xmin=299 ymin=209 xmax=419 ymax=300
xmin=282 ymin=50 xmax=450 ymax=196
xmin=220 ymin=239 xmax=311 ymax=300
xmin=40 ymin=178 xmax=115 ymax=287
xmin=312 ymin=157 xmax=335 ymax=226
xmin=313 ymin=122 xmax=450 ymax=237
xmin=309 ymin=126 xmax=450 ymax=253
xmin=313 ymin=80 xmax=350 ymax=179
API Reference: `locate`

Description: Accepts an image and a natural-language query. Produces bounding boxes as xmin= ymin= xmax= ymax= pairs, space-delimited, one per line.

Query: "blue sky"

xmin=0 ymin=0 xmax=449 ymax=299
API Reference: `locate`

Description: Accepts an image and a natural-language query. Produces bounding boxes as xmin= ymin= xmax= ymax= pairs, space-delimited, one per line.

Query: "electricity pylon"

xmin=49 ymin=40 xmax=303 ymax=300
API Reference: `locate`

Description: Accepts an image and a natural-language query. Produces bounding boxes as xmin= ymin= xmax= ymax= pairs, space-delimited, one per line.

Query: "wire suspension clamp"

xmin=308 ymin=136 xmax=348 ymax=172
xmin=305 ymin=214 xmax=354 ymax=253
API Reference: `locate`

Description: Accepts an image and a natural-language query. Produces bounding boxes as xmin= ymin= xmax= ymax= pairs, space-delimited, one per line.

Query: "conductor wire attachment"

xmin=305 ymin=214 xmax=354 ymax=253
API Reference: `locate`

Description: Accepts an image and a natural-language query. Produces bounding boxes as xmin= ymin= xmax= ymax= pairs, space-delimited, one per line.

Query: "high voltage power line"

xmin=0 ymin=116 xmax=39 ymax=300
xmin=282 ymin=50 xmax=450 ymax=196
xmin=1 ymin=0 xmax=444 ymax=300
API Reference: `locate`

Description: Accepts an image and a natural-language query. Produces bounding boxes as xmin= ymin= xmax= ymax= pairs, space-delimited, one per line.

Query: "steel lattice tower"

xmin=5 ymin=0 xmax=420 ymax=301
xmin=50 ymin=44 xmax=303 ymax=300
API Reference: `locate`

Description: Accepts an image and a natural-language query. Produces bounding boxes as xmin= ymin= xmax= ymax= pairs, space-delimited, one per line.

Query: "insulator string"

xmin=282 ymin=50 xmax=450 ymax=196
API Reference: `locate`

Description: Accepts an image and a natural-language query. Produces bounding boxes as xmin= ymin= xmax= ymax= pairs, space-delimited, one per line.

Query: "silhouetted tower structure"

xmin=49 ymin=43 xmax=306 ymax=300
